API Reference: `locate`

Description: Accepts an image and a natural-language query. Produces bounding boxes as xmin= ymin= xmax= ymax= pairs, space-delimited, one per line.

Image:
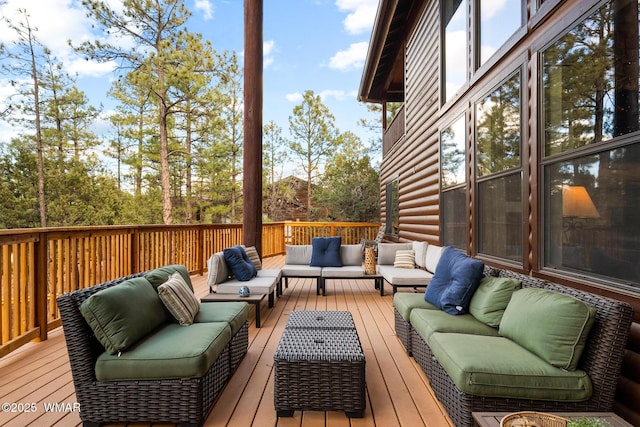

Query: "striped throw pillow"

xmin=394 ymin=249 xmax=416 ymax=269
xmin=158 ymin=272 xmax=200 ymax=326
xmin=245 ymin=246 xmax=263 ymax=270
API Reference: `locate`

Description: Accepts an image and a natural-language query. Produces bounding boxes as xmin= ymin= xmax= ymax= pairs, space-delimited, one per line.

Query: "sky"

xmin=0 ymin=0 xmax=381 ymax=158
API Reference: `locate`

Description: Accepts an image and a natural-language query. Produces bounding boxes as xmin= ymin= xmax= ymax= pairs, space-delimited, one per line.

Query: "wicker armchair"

xmin=57 ymin=273 xmax=248 ymax=427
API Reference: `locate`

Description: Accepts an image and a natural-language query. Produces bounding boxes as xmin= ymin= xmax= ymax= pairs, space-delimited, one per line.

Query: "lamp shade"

xmin=562 ymin=186 xmax=600 ymax=218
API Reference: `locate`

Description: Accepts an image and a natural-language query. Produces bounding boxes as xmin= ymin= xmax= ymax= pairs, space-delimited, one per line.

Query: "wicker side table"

xmin=274 ymin=319 xmax=366 ymax=418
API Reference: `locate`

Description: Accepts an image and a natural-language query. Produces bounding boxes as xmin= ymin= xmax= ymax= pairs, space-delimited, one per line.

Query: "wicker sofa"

xmin=57 ymin=265 xmax=249 ymax=427
xmin=393 ymin=264 xmax=634 ymax=427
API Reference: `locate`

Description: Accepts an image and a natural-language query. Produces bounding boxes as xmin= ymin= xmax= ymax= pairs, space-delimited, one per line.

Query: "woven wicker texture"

xmin=274 ymin=310 xmax=366 ymax=417
xmin=394 ymin=308 xmax=413 ymax=355
xmin=57 ymin=272 xmax=248 ymax=426
xmin=364 ymin=248 xmax=376 ymax=275
xmin=285 ymin=310 xmax=356 ymax=329
xmin=275 ymin=328 xmax=365 ymax=361
xmin=402 ymin=270 xmax=634 ymax=427
xmin=501 ymin=412 xmax=569 ymax=427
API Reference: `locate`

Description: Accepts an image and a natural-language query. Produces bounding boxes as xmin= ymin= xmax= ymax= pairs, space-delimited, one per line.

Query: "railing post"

xmin=132 ymin=226 xmax=140 ymax=274
xmin=197 ymin=225 xmax=204 ymax=275
xmin=35 ymin=232 xmax=48 ymax=342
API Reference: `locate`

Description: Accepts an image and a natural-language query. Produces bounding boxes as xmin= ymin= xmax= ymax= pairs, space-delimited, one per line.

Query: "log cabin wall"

xmin=380 ymin=0 xmax=441 ymax=244
xmin=373 ymin=0 xmax=640 ymax=424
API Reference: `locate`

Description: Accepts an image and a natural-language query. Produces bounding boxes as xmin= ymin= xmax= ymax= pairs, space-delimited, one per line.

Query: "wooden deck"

xmin=0 ymin=255 xmax=453 ymax=427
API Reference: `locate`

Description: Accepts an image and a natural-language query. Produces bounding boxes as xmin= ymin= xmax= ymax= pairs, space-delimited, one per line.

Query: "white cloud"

xmin=335 ymin=0 xmax=377 ymax=35
xmin=0 ymin=0 xmax=117 ymax=79
xmin=194 ymin=0 xmax=214 ymax=20
xmin=66 ymin=58 xmax=118 ymax=78
xmin=319 ymin=89 xmax=357 ymax=101
xmin=285 ymin=92 xmax=303 ymax=103
xmin=264 ymin=40 xmax=276 ymax=68
xmin=481 ymin=0 xmax=508 ymax=20
xmin=329 ymin=41 xmax=368 ymax=71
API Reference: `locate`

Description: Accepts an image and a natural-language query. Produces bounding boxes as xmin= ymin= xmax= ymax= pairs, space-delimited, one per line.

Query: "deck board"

xmin=0 ymin=255 xmax=453 ymax=427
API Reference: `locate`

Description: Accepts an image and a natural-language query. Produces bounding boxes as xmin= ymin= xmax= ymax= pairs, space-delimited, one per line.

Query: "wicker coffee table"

xmin=274 ymin=311 xmax=366 ymax=418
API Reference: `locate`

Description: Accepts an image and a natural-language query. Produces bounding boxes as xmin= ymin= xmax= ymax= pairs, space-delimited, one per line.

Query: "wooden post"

xmin=243 ymin=0 xmax=263 ymax=255
xmin=35 ymin=232 xmax=48 ymax=342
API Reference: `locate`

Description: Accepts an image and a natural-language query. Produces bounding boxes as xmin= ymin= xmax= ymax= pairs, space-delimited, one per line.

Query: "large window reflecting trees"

xmin=542 ymin=0 xmax=640 ymax=288
xmin=441 ymin=116 xmax=467 ymax=249
xmin=475 ymin=71 xmax=523 ymax=261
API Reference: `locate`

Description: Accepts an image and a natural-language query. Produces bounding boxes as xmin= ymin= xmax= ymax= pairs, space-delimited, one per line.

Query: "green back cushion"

xmin=499 ymin=288 xmax=596 ymax=371
xmin=80 ymin=277 xmax=167 ymax=354
xmin=469 ymin=276 xmax=521 ymax=327
xmin=145 ymin=264 xmax=193 ymax=291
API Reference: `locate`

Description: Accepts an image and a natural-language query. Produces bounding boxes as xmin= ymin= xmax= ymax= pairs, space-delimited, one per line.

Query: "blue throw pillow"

xmin=223 ymin=247 xmax=257 ymax=282
xmin=309 ymin=236 xmax=342 ymax=267
xmin=424 ymin=246 xmax=484 ymax=315
xmin=235 ymin=245 xmax=257 ymax=277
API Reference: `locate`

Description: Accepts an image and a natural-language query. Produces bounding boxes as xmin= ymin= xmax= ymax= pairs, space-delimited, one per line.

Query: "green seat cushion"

xmin=393 ymin=292 xmax=438 ymax=320
xmin=196 ymin=301 xmax=249 ymax=335
xmin=469 ymin=276 xmax=521 ymax=327
xmin=429 ymin=333 xmax=592 ymax=401
xmin=499 ymin=288 xmax=596 ymax=371
xmin=95 ymin=322 xmax=231 ymax=381
xmin=410 ymin=308 xmax=499 ymax=343
xmin=145 ymin=264 xmax=193 ymax=291
xmin=80 ymin=277 xmax=167 ymax=355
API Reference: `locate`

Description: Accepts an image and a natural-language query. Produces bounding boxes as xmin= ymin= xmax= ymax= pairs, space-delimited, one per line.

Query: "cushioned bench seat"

xmin=195 ymin=301 xmax=250 ymax=335
xmin=410 ymin=309 xmax=500 ymax=343
xmin=428 ymin=332 xmax=593 ymax=401
xmin=377 ymin=264 xmax=432 ymax=285
xmin=216 ymin=275 xmax=277 ymax=296
xmin=96 ymin=322 xmax=232 ymax=381
xmin=393 ymin=293 xmax=438 ymax=320
xmin=321 ymin=265 xmax=365 ymax=278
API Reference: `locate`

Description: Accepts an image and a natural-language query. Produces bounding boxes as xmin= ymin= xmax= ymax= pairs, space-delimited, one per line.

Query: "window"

xmin=444 ymin=0 xmax=467 ymax=102
xmin=542 ymin=0 xmax=640 ymax=156
xmin=444 ymin=1 xmax=525 ymax=103
xmin=478 ymin=0 xmax=522 ymax=66
xmin=441 ymin=116 xmax=467 ymax=249
xmin=475 ymin=71 xmax=523 ymax=261
xmin=541 ymin=0 xmax=640 ymax=290
xmin=543 ymin=145 xmax=640 ymax=288
xmin=385 ymin=180 xmax=399 ymax=236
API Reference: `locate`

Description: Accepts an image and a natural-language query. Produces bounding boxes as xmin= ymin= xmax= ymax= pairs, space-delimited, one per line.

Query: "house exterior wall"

xmin=377 ymin=0 xmax=640 ymax=423
xmin=381 ymin=0 xmax=441 ymax=243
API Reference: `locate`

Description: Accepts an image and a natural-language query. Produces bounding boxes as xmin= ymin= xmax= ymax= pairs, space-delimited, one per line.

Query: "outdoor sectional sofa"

xmin=206 ymin=245 xmax=282 ymax=305
xmin=57 ymin=264 xmax=249 ymax=427
xmin=376 ymin=242 xmax=443 ymax=295
xmin=392 ymin=248 xmax=634 ymax=427
xmin=281 ymin=238 xmax=370 ymax=295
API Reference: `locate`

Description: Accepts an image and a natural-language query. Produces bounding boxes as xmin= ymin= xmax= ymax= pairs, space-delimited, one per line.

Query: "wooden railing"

xmin=383 ymin=104 xmax=405 ymax=156
xmin=0 ymin=221 xmax=378 ymax=357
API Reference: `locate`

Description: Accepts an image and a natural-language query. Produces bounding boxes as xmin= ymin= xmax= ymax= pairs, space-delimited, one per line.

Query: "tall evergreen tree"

xmin=288 ymin=90 xmax=339 ymax=220
xmin=0 ymin=9 xmax=48 ymax=226
xmin=76 ymin=0 xmax=193 ymax=224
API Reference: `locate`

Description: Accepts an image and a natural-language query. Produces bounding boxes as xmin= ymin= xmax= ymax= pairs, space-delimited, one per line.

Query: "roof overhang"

xmin=358 ymin=0 xmax=424 ymax=104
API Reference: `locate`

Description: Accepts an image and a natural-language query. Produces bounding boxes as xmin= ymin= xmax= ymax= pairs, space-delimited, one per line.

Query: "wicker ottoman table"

xmin=274 ymin=311 xmax=366 ymax=418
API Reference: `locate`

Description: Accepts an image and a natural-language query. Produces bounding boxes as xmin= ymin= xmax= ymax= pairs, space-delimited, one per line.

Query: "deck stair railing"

xmin=0 ymin=221 xmax=379 ymax=357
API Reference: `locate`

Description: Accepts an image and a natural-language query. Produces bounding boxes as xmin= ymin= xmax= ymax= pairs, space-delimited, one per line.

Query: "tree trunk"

xmin=30 ymin=33 xmax=46 ymax=227
xmin=158 ymin=67 xmax=172 ymax=224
